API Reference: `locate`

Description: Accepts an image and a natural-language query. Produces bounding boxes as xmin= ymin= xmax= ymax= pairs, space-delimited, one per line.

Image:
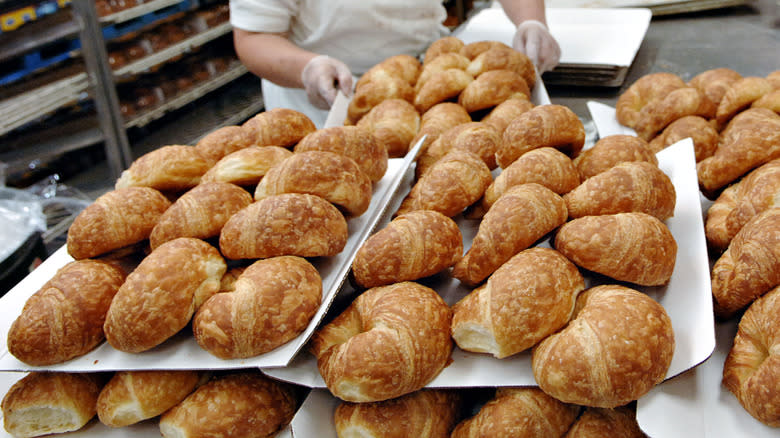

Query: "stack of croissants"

xmin=1 ymin=33 xmax=778 ymax=437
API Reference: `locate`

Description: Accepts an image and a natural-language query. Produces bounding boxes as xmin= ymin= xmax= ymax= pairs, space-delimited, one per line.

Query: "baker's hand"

xmin=512 ymin=20 xmax=561 ymax=73
xmin=301 ymin=55 xmax=353 ymax=110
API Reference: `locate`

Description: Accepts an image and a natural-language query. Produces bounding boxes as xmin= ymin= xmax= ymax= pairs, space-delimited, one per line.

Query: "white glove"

xmin=512 ymin=19 xmax=561 ymax=73
xmin=300 ymin=55 xmax=353 ymax=110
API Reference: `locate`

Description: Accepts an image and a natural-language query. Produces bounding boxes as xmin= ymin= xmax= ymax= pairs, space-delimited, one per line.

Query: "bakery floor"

xmin=61 ymin=1 xmax=780 ymax=201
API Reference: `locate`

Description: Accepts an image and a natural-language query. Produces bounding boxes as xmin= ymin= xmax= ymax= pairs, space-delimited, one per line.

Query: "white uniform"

xmin=230 ymin=0 xmax=449 ymax=126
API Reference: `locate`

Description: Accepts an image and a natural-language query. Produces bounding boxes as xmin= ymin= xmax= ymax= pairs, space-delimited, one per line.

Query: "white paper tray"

xmin=0 ymin=143 xmax=423 ymax=373
xmin=547 ymin=0 xmax=749 ymax=16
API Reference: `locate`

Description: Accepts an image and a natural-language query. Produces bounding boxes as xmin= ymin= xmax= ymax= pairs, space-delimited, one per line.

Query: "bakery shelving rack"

xmin=0 ymin=0 xmax=262 ymax=187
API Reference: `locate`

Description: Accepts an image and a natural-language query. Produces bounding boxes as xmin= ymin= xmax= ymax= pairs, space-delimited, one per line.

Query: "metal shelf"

xmin=0 ymin=11 xmax=79 ymax=62
xmin=0 ymin=73 xmax=89 ymax=136
xmin=99 ymin=0 xmax=192 ymax=24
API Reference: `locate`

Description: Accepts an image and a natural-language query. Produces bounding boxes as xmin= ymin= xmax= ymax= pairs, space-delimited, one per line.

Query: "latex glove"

xmin=512 ymin=19 xmax=561 ymax=73
xmin=301 ymin=55 xmax=353 ymax=110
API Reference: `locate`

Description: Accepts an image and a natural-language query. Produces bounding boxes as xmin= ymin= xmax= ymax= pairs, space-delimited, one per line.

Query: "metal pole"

xmin=71 ymin=0 xmax=132 ymax=180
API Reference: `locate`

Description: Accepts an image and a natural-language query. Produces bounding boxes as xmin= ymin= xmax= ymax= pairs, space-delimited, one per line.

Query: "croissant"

xmin=688 ymin=67 xmax=742 ymax=119
xmin=452 ymin=247 xmax=585 ymax=358
xmin=349 ymin=61 xmax=418 ymax=125
xmin=697 ymin=108 xmax=780 ymax=197
xmin=452 ymin=183 xmax=568 ymax=286
xmin=219 ymin=193 xmax=348 ymax=260
xmin=722 ymin=285 xmax=780 ymax=427
xmin=416 ymin=52 xmax=471 ymax=93
xmin=482 ymin=147 xmax=579 ymax=211
xmin=334 ymin=389 xmax=462 ymax=438
xmin=615 ymin=72 xmax=687 ymax=128
xmin=193 ymin=256 xmax=322 ymax=359
xmin=97 ymin=370 xmax=204 ymax=427
xmin=254 ymin=150 xmax=372 ymax=217
xmin=563 ymin=161 xmax=676 ymax=221
xmin=199 ymin=145 xmax=293 ymax=187
xmin=103 ymin=237 xmax=226 ymax=353
xmin=648 ymin=115 xmax=719 ymax=161
xmin=752 ymin=89 xmax=780 ymax=113
xmin=149 ymin=182 xmax=253 ymax=250
xmin=705 ymin=159 xmax=780 ymax=253
xmin=395 ymin=149 xmax=492 ymax=218
xmin=458 ymin=69 xmax=530 ymax=114
xmin=159 ymin=372 xmax=297 ymax=438
xmin=565 ymin=406 xmax=648 ymax=438
xmin=310 ymin=281 xmax=453 ymax=402
xmin=460 ymin=40 xmax=510 ymax=60
xmin=767 ymin=70 xmax=780 ymax=89
xmin=711 ymin=208 xmax=780 ymax=319
xmin=356 ymin=98 xmax=420 ymax=158
xmin=114 ymin=145 xmax=211 ymax=192
xmin=352 ymin=209 xmax=463 ymax=289
xmin=451 ymin=387 xmax=580 ymax=438
xmin=716 ymin=76 xmax=774 ymax=127
xmin=466 ymin=45 xmax=536 ymax=90
xmin=554 ymin=212 xmax=677 ymax=286
xmin=410 ymin=102 xmax=471 ymax=152
xmin=7 ymin=260 xmax=126 ymax=366
xmin=66 ymin=186 xmax=171 ymax=260
xmin=532 ymin=284 xmax=675 ymax=408
xmin=497 ymin=104 xmax=585 ymax=169
xmin=480 ymin=97 xmax=535 ymax=135
xmin=241 ymin=107 xmax=316 ymax=148
xmin=572 ymin=134 xmax=657 ymax=181
xmin=633 ymin=87 xmax=708 ymax=141
xmin=423 ymin=36 xmax=465 ymax=65
xmin=356 ymin=54 xmax=422 ymax=89
xmin=194 ymin=125 xmax=254 ymax=165
xmin=294 ymin=125 xmax=388 ymax=183
xmin=416 ymin=121 xmax=501 ymax=179
xmin=413 ymin=68 xmax=473 ymax=113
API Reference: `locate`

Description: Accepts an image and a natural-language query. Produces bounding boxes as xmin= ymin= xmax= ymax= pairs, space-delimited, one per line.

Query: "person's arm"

xmin=233 ymin=29 xmax=353 ymax=109
xmin=496 ymin=0 xmax=561 ymax=72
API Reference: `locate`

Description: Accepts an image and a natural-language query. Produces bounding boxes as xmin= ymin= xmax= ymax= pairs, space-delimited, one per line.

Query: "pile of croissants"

xmin=2 ymin=33 xmax=778 ymax=437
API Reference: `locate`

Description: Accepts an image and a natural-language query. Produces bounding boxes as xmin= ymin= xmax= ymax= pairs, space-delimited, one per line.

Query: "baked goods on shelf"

xmin=310 ymin=281 xmax=452 ymax=402
xmin=351 ymin=210 xmax=463 ymax=289
xmin=294 ymin=125 xmax=389 ymax=183
xmin=532 ymin=285 xmax=675 ymax=408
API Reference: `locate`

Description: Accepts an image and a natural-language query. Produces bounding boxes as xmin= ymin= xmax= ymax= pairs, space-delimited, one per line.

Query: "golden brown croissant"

xmin=356 ymin=54 xmax=422 ymax=89
xmin=482 ymin=147 xmax=579 ymax=211
xmin=2 ymin=372 xmax=104 ymax=438
xmin=711 ymin=208 xmax=780 ymax=319
xmin=573 ymin=134 xmax=657 ymax=181
xmin=564 ymin=161 xmax=676 ymax=221
xmin=564 ymin=406 xmax=648 ymax=438
xmin=410 ymin=102 xmax=472 ymax=152
xmin=458 ymin=69 xmax=530 ymax=114
xmin=193 ymin=256 xmax=321 ymax=359
xmin=767 ymin=70 xmax=780 ymax=89
xmin=451 ymin=387 xmax=580 ymax=438
xmin=199 ymin=145 xmax=293 ymax=187
xmin=219 ymin=193 xmax=348 ymax=260
xmin=416 ymin=52 xmax=471 ymax=94
xmin=416 ymin=121 xmax=501 ymax=178
xmin=453 ymin=183 xmax=568 ymax=286
xmin=7 ymin=260 xmax=126 ymax=366
xmin=697 ymin=108 xmax=780 ymax=197
xmin=194 ymin=125 xmax=255 ymax=165
xmin=334 ymin=389 xmax=462 ymax=438
xmin=459 ymin=40 xmax=510 ymax=60
xmin=97 ymin=370 xmax=204 ymax=427
xmin=310 ymin=281 xmax=453 ymax=402
xmin=395 ymin=149 xmax=492 ymax=218
xmin=648 ymin=115 xmax=719 ymax=161
xmin=532 ymin=284 xmax=675 ymax=408
xmin=480 ymin=97 xmax=535 ymax=135
xmin=294 ymin=125 xmax=388 ymax=183
xmin=688 ymin=67 xmax=742 ymax=119
xmin=349 ymin=63 xmax=418 ymax=125
xmin=66 ymin=186 xmax=171 ymax=260
xmin=633 ymin=87 xmax=708 ymax=141
xmin=716 ymin=76 xmax=774 ymax=127
xmin=356 ymin=98 xmax=420 ymax=158
xmin=103 ymin=237 xmax=226 ymax=353
xmin=149 ymin=182 xmax=252 ymax=250
xmin=351 ymin=209 xmax=463 ymax=289
xmin=705 ymin=159 xmax=780 ymax=253
xmin=254 ymin=150 xmax=372 ymax=217
xmin=423 ymin=36 xmax=465 ymax=65
xmin=722 ymin=285 xmax=780 ymax=427
xmin=616 ymin=72 xmax=687 ymax=128
xmin=452 ymin=247 xmax=585 ymax=358
xmin=115 ymin=145 xmax=211 ymax=192
xmin=497 ymin=104 xmax=585 ymax=169
xmin=413 ymin=68 xmax=473 ymax=113
xmin=159 ymin=372 xmax=297 ymax=438
xmin=752 ymin=89 xmax=780 ymax=113
xmin=241 ymin=107 xmax=316 ymax=148
xmin=554 ymin=212 xmax=677 ymax=286
xmin=466 ymin=45 xmax=536 ymax=89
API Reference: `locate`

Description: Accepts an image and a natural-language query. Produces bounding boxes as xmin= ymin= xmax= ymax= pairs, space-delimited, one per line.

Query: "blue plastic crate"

xmin=0 ymin=38 xmax=80 ymax=86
